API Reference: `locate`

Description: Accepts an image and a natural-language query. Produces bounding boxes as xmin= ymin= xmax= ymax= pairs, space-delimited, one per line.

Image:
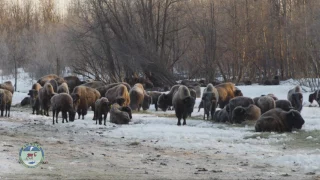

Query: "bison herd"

xmin=0 ymin=74 xmax=314 ymax=133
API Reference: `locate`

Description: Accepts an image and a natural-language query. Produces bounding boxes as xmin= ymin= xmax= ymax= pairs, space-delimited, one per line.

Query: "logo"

xmin=19 ymin=143 xmax=44 ymax=168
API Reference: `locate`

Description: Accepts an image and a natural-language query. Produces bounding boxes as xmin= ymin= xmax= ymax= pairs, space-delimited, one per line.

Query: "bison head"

xmin=234 ymin=90 xmax=243 ymax=97
xmin=291 ymin=93 xmax=303 ymax=112
xmin=157 ymin=94 xmax=170 ymax=112
xmin=121 ymin=106 xmax=132 ymax=119
xmin=286 ymin=110 xmax=305 ymax=130
xmin=69 ymin=110 xmax=76 ymax=122
xmin=142 ymin=94 xmax=151 ymax=111
xmin=309 ymin=93 xmax=315 ymax=104
xmin=231 ymin=106 xmax=247 ymax=124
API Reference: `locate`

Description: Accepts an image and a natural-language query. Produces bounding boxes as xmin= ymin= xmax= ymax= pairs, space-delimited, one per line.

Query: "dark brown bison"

xmin=105 ymin=84 xmax=130 ymax=106
xmin=0 ymin=81 xmax=14 ymax=94
xmin=0 ymin=89 xmax=12 ymax=117
xmin=63 ymin=76 xmax=83 ymax=93
xmin=94 ymin=97 xmax=111 ymax=125
xmin=227 ymin=96 xmax=254 ymax=123
xmin=51 ymin=93 xmax=76 ymax=125
xmin=287 ymin=86 xmax=303 ymax=112
xmin=20 ymin=97 xmax=30 ymax=106
xmin=309 ymin=90 xmax=320 ymax=105
xmin=255 ymin=108 xmax=305 ymax=132
xmin=157 ymin=85 xmax=180 ymax=111
xmin=37 ymin=74 xmax=59 ymax=86
xmin=213 ymin=107 xmax=229 ymax=123
xmin=147 ymin=91 xmax=163 ymax=111
xmin=172 ymin=85 xmax=195 ymax=126
xmin=71 ymin=86 xmax=101 ymax=120
xmin=38 ymin=83 xmax=55 ymax=116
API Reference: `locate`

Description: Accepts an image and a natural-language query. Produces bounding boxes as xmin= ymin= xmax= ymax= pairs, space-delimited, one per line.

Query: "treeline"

xmin=0 ymin=0 xmax=319 ymax=89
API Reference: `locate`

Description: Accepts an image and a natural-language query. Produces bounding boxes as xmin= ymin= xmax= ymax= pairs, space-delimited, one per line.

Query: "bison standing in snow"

xmin=287 ymin=85 xmax=303 ymax=112
xmin=51 ymin=93 xmax=76 ymax=124
xmin=172 ymin=85 xmax=195 ymax=126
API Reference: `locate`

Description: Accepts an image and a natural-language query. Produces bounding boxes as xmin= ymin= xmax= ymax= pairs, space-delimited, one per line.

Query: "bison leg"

xmin=183 ymin=113 xmax=188 ymax=125
xmin=155 ymin=103 xmax=158 ymax=111
xmin=52 ymin=110 xmax=55 ymax=125
xmin=77 ymin=109 xmax=81 ymax=119
xmin=177 ymin=118 xmax=181 ymax=126
xmin=82 ymin=109 xmax=87 ymax=120
xmin=7 ymin=105 xmax=10 ymax=117
xmin=104 ymin=113 xmax=108 ymax=126
xmin=56 ymin=110 xmax=59 ymax=124
xmin=198 ymin=101 xmax=203 ymax=112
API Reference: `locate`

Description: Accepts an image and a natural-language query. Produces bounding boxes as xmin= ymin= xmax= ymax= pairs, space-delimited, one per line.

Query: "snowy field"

xmin=0 ymin=75 xmax=320 ymax=179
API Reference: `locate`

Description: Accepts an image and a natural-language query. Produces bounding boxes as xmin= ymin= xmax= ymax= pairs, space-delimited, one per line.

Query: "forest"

xmin=0 ymin=0 xmax=319 ymax=89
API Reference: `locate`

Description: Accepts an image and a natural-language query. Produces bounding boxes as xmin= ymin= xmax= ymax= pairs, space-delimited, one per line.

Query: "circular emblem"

xmin=19 ymin=143 xmax=44 ymax=168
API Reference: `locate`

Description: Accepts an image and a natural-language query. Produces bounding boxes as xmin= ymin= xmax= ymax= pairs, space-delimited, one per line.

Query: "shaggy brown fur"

xmin=63 ymin=76 xmax=83 ymax=93
xmin=32 ymin=83 xmax=42 ymax=91
xmin=110 ymin=103 xmax=131 ymax=124
xmin=287 ymin=86 xmax=303 ymax=112
xmin=129 ymin=83 xmax=147 ymax=111
xmin=55 ymin=77 xmax=65 ymax=85
xmin=51 ymin=93 xmax=76 ymax=125
xmin=0 ymin=81 xmax=14 ymax=94
xmin=172 ymin=85 xmax=195 ymax=126
xmin=157 ymin=85 xmax=180 ymax=111
xmin=48 ymin=79 xmax=58 ymax=92
xmin=71 ymin=86 xmax=101 ymax=120
xmin=38 ymin=83 xmax=55 ymax=116
xmin=97 ymin=82 xmax=131 ymax=97
xmin=105 ymin=84 xmax=130 ymax=106
xmin=57 ymin=82 xmax=70 ymax=94
xmin=275 ymin=100 xmax=294 ymax=111
xmin=232 ymin=104 xmax=261 ymax=124
xmin=37 ymin=74 xmax=59 ymax=86
xmin=94 ymin=97 xmax=111 ymax=125
xmin=81 ymin=81 xmax=105 ymax=89
xmin=228 ymin=96 xmax=254 ymax=123
xmin=142 ymin=90 xmax=152 ymax=111
xmin=147 ymin=91 xmax=163 ymax=111
xmin=257 ymin=96 xmax=276 ymax=114
xmin=255 ymin=108 xmax=305 ymax=132
xmin=215 ymin=82 xmax=238 ymax=109
xmin=0 ymin=89 xmax=12 ymax=117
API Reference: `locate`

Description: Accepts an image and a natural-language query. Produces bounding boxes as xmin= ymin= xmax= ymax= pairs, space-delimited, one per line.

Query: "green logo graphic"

xmin=19 ymin=143 xmax=44 ymax=168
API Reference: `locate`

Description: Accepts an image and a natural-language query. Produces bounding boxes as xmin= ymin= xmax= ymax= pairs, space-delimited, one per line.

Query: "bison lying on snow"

xmin=227 ymin=96 xmax=254 ymax=123
xmin=256 ymin=95 xmax=276 ymax=114
xmin=51 ymin=93 xmax=76 ymax=125
xmin=172 ymin=85 xmax=195 ymax=126
xmin=213 ymin=107 xmax=229 ymax=123
xmin=255 ymin=108 xmax=305 ymax=132
xmin=275 ymin=100 xmax=294 ymax=111
xmin=231 ymin=104 xmax=261 ymax=124
xmin=110 ymin=103 xmax=132 ymax=125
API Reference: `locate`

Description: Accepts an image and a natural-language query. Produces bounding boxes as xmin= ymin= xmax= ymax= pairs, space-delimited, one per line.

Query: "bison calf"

xmin=51 ymin=93 xmax=76 ymax=125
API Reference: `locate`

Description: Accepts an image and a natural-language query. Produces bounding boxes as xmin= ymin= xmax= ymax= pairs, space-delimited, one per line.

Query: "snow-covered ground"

xmin=1 ymin=73 xmax=320 ymax=179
